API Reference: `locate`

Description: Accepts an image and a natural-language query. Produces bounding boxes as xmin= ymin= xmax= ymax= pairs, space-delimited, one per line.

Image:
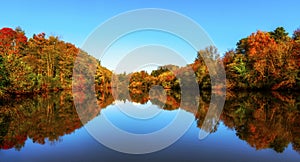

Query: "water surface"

xmin=0 ymin=90 xmax=300 ymax=162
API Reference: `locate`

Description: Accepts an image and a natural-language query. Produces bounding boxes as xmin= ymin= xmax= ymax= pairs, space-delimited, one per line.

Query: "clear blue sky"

xmin=1 ymin=0 xmax=299 ymax=68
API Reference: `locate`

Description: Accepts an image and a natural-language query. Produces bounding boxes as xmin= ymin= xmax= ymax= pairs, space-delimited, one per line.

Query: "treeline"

xmin=0 ymin=27 xmax=78 ymax=96
xmin=0 ymin=27 xmax=111 ymax=97
xmin=0 ymin=26 xmax=300 ymax=97
xmin=117 ymin=27 xmax=300 ymax=91
xmin=112 ymin=49 xmax=222 ymax=92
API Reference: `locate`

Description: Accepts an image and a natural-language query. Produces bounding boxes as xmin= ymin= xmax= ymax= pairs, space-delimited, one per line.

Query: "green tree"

xmin=236 ymin=38 xmax=249 ymax=55
xmin=269 ymin=27 xmax=290 ymax=43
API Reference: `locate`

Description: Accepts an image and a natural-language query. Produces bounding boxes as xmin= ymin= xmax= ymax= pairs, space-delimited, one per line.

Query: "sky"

xmin=1 ymin=0 xmax=300 ymax=71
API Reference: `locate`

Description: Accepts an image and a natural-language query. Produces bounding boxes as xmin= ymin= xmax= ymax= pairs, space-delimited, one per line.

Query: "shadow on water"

xmin=0 ymin=88 xmax=300 ymax=155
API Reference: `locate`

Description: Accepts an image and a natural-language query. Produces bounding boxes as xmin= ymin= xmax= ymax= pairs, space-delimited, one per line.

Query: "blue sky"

xmin=1 ymin=0 xmax=299 ymax=69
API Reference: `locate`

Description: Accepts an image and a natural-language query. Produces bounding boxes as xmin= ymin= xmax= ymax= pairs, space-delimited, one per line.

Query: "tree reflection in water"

xmin=0 ymin=89 xmax=300 ymax=155
xmin=222 ymin=91 xmax=300 ymax=153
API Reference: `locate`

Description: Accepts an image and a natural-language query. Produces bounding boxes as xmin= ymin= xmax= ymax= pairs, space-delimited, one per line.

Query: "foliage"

xmin=293 ymin=28 xmax=300 ymax=42
xmin=223 ymin=27 xmax=300 ymax=90
xmin=0 ymin=55 xmax=9 ymax=95
xmin=0 ymin=27 xmax=111 ymax=96
xmin=1 ymin=26 xmax=300 ymax=96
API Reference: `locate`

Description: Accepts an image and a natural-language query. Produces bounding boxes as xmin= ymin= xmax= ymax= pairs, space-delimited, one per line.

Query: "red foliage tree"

xmin=0 ymin=27 xmax=27 ymax=56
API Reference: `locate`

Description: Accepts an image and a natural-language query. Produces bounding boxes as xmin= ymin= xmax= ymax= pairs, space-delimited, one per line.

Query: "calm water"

xmin=0 ymin=90 xmax=300 ymax=162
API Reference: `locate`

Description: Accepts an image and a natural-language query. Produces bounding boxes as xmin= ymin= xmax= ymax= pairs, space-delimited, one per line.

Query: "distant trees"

xmin=113 ymin=26 xmax=300 ymax=92
xmin=129 ymin=71 xmax=150 ymax=89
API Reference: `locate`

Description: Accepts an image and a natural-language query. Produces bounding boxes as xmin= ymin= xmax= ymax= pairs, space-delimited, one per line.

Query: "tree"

xmin=195 ymin=45 xmax=220 ymax=61
xmin=193 ymin=46 xmax=221 ymax=89
xmin=269 ymin=27 xmax=290 ymax=43
xmin=223 ymin=27 xmax=299 ymax=90
xmin=225 ymin=53 xmax=249 ymax=89
xmin=151 ymin=66 xmax=169 ymax=77
xmin=0 ymin=28 xmax=35 ymax=94
xmin=246 ymin=31 xmax=278 ymax=88
xmin=157 ymin=71 xmax=179 ymax=90
xmin=236 ymin=38 xmax=249 ymax=55
xmin=0 ymin=27 xmax=27 ymax=57
xmin=26 ymin=33 xmax=79 ymax=91
xmin=129 ymin=71 xmax=150 ymax=89
xmin=292 ymin=28 xmax=300 ymax=42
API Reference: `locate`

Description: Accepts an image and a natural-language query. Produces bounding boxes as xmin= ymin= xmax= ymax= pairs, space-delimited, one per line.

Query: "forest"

xmin=0 ymin=26 xmax=300 ymax=98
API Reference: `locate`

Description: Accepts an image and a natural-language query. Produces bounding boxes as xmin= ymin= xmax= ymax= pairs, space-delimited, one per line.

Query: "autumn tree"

xmin=26 ymin=33 xmax=78 ymax=90
xmin=293 ymin=28 xmax=300 ymax=41
xmin=129 ymin=71 xmax=150 ymax=89
xmin=0 ymin=27 xmax=27 ymax=57
xmin=193 ymin=46 xmax=222 ymax=89
xmin=246 ymin=30 xmax=297 ymax=90
xmin=224 ymin=27 xmax=299 ymax=90
xmin=95 ymin=61 xmax=112 ymax=90
xmin=0 ymin=27 xmax=86 ymax=95
xmin=0 ymin=27 xmax=37 ymax=93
